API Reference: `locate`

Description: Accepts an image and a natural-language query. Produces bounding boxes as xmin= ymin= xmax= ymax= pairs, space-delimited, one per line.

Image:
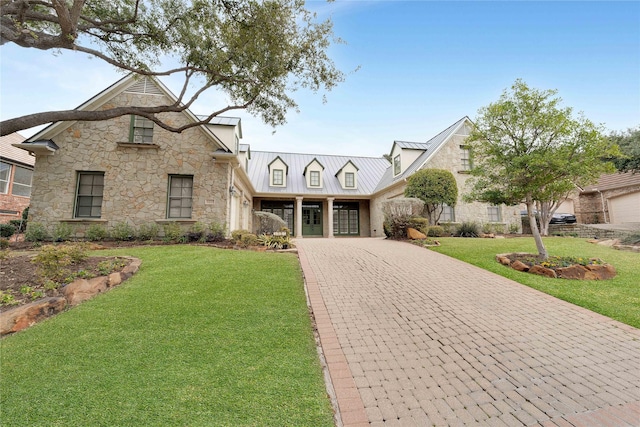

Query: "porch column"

xmin=295 ymin=196 xmax=303 ymax=238
xmin=327 ymin=197 xmax=335 ymax=238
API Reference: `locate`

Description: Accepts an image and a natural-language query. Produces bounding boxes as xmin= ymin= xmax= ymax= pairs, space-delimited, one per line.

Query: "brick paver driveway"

xmin=296 ymin=238 xmax=640 ymax=427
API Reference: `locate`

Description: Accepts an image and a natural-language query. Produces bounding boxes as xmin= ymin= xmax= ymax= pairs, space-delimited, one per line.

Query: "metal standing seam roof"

xmin=247 ymin=151 xmax=390 ymax=196
xmin=374 ymin=116 xmax=471 ymax=193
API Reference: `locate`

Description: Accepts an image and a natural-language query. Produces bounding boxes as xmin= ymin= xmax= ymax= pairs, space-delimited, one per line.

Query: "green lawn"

xmin=0 ymin=245 xmax=334 ymax=427
xmin=429 ymin=237 xmax=640 ymax=328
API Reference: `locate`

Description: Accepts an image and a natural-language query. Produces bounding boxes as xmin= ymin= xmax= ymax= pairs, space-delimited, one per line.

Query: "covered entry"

xmin=302 ymin=203 xmax=323 ymax=236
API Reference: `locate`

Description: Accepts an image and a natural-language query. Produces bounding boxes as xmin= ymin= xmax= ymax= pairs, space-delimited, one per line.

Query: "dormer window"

xmin=273 ymin=169 xmax=284 ymax=186
xmin=393 ymin=155 xmax=401 ymax=176
xmin=268 ymin=156 xmax=288 ymax=187
xmin=335 ymin=160 xmax=359 ymax=190
xmin=345 ymin=172 xmax=355 ymax=188
xmin=130 ymin=115 xmax=154 ymax=143
xmin=303 ymin=158 xmax=324 ymax=189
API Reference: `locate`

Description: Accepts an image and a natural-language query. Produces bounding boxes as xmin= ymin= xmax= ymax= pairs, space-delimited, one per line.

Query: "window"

xmin=441 ymin=204 xmax=455 ymax=222
xmin=333 ymin=203 xmax=359 ymax=235
xmin=262 ymin=201 xmax=294 ymax=231
xmin=310 ymin=171 xmax=320 ymax=187
xmin=345 ymin=172 xmax=355 ymax=188
xmin=12 ymin=165 xmax=33 ymax=197
xmin=75 ymin=172 xmax=104 ymax=218
xmin=168 ymin=175 xmax=193 ymax=218
xmin=393 ymin=155 xmax=401 ymax=176
xmin=460 ymin=146 xmax=471 ymax=171
xmin=0 ymin=162 xmax=10 ymax=194
xmin=130 ymin=115 xmax=154 ymax=143
xmin=487 ymin=205 xmax=501 ymax=222
xmin=273 ymin=169 xmax=284 ymax=186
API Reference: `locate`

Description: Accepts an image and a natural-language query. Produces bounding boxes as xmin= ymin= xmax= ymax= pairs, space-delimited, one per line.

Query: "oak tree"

xmin=0 ymin=0 xmax=344 ymax=136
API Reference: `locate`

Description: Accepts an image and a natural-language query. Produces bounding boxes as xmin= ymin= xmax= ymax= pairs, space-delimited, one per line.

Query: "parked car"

xmin=521 ymin=210 xmax=577 ymax=224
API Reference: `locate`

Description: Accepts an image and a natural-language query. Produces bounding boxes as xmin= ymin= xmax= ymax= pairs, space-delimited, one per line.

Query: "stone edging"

xmin=496 ymin=252 xmax=616 ymax=280
xmin=0 ymin=257 xmax=142 ymax=336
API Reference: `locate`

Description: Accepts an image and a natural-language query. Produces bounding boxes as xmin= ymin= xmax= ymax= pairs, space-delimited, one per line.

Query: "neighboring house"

xmin=1 ymin=132 xmax=34 ymax=223
xmin=575 ymin=173 xmax=640 ymax=224
xmin=15 ymin=74 xmax=520 ymax=238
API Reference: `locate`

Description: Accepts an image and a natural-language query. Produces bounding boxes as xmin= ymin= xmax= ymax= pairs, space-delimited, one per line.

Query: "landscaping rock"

xmin=107 ymin=272 xmax=122 ymax=287
xmin=511 ymin=260 xmax=530 ymax=272
xmin=529 ymin=265 xmax=557 ymax=278
xmin=584 ymin=264 xmax=617 ymax=280
xmin=407 ymin=228 xmax=427 ymax=240
xmin=496 ymin=255 xmax=511 ymax=266
xmin=63 ymin=277 xmax=108 ymax=306
xmin=597 ymin=239 xmax=620 ymax=247
xmin=120 ymin=258 xmax=142 ymax=280
xmin=556 ymin=265 xmax=595 ymax=280
xmin=0 ymin=297 xmax=66 ymax=335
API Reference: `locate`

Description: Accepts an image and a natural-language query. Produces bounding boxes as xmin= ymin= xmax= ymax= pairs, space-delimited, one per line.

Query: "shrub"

xmin=52 ymin=222 xmax=74 ymax=242
xmin=455 ymin=221 xmax=480 ymax=238
xmin=163 ymin=222 xmax=182 ymax=242
xmin=258 ymin=234 xmax=293 ymax=249
xmin=240 ymin=233 xmax=259 ymax=247
xmin=621 ymin=233 xmax=640 ymax=245
xmin=111 ymin=222 xmax=136 ymax=241
xmin=9 ymin=219 xmax=26 ymax=233
xmin=508 ymin=222 xmax=520 ymax=234
xmin=381 ymin=198 xmax=425 ymax=239
xmin=0 ymin=239 xmax=9 ymax=250
xmin=25 ymin=222 xmax=49 ymax=242
xmin=32 ymin=244 xmax=89 ymax=283
xmin=426 ymin=225 xmax=444 ymax=237
xmin=253 ymin=211 xmax=286 ymax=235
xmin=481 ymin=222 xmax=494 ymax=235
xmin=231 ymin=229 xmax=252 ymax=242
xmin=207 ymin=220 xmax=226 ymax=242
xmin=0 ymin=223 xmax=16 ymax=238
xmin=85 ymin=224 xmax=109 ymax=241
xmin=408 ymin=217 xmax=430 ymax=234
xmin=137 ymin=222 xmax=160 ymax=241
xmin=187 ymin=222 xmax=208 ymax=242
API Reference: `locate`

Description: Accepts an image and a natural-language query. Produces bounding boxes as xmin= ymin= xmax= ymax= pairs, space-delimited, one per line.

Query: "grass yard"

xmin=429 ymin=237 xmax=640 ymax=329
xmin=0 ymin=245 xmax=334 ymax=427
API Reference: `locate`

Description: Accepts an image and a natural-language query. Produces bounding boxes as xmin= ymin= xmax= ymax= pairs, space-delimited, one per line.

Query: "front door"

xmin=302 ymin=203 xmax=323 ymax=236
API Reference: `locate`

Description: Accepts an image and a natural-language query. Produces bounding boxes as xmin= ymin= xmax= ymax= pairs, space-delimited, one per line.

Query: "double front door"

xmin=302 ymin=203 xmax=322 ymax=236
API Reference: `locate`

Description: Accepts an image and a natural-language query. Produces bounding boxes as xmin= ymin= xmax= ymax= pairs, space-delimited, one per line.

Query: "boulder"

xmin=120 ymin=258 xmax=142 ymax=280
xmin=496 ymin=255 xmax=511 ymax=266
xmin=0 ymin=297 xmax=67 ymax=335
xmin=107 ymin=272 xmax=122 ymax=287
xmin=407 ymin=227 xmax=427 ymax=240
xmin=529 ymin=265 xmax=557 ymax=278
xmin=556 ymin=265 xmax=593 ymax=280
xmin=597 ymin=239 xmax=620 ymax=247
xmin=510 ymin=260 xmax=530 ymax=272
xmin=63 ymin=276 xmax=108 ymax=306
xmin=584 ymin=264 xmax=617 ymax=280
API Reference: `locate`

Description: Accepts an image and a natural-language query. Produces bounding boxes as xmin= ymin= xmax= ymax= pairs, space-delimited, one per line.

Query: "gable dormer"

xmin=389 ymin=141 xmax=429 ymax=177
xmin=335 ymin=160 xmax=359 ymax=190
xmin=303 ymin=158 xmax=325 ymax=189
xmin=268 ymin=156 xmax=288 ymax=187
xmin=239 ymin=144 xmax=251 ymax=171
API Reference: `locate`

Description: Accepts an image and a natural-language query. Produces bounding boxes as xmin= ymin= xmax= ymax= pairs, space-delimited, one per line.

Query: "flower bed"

xmin=496 ymin=252 xmax=616 ymax=280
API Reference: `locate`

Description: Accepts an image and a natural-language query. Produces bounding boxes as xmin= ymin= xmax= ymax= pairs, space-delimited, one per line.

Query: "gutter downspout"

xmin=594 ymin=188 xmax=608 ymax=224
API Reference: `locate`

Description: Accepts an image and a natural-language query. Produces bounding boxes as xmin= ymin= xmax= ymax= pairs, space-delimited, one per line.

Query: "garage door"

xmin=608 ymin=192 xmax=640 ymax=223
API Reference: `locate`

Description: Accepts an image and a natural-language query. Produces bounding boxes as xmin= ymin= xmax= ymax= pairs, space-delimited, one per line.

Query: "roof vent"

xmin=125 ymin=77 xmax=164 ymax=95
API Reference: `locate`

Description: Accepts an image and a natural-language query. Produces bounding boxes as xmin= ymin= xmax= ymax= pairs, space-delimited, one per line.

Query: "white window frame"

xmin=11 ymin=165 xmax=33 ymax=197
xmin=460 ymin=146 xmax=472 ymax=171
xmin=0 ymin=162 xmax=11 ymax=194
xmin=345 ymin=172 xmax=355 ymax=188
xmin=393 ymin=155 xmax=401 ymax=176
xmin=273 ymin=169 xmax=284 ymax=186
xmin=310 ymin=170 xmax=320 ymax=187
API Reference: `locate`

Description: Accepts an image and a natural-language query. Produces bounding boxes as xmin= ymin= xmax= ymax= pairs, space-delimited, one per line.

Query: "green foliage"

xmin=607 ymin=126 xmax=640 ymax=173
xmin=52 ymin=222 xmax=74 ymax=242
xmin=32 ymin=244 xmax=89 ymax=283
xmin=185 ymin=222 xmax=208 ymax=242
xmin=0 ymin=239 xmax=9 ymax=250
xmin=455 ymin=221 xmax=480 ymax=238
xmin=404 ymin=169 xmax=458 ymax=224
xmin=2 ymin=0 xmax=344 ymax=137
xmin=207 ymin=220 xmax=226 ymax=242
xmin=621 ymin=233 xmax=640 ymax=245
xmin=85 ymin=224 xmax=109 ymax=241
xmin=381 ymin=198 xmax=425 ymax=239
xmin=231 ymin=229 xmax=253 ymax=242
xmin=8 ymin=219 xmax=26 ymax=233
xmin=240 ymin=233 xmax=259 ymax=247
xmin=137 ymin=223 xmax=160 ymax=241
xmin=258 ymin=234 xmax=293 ymax=249
xmin=0 ymin=290 xmax=20 ymax=306
xmin=508 ymin=222 xmax=521 ymax=234
xmin=426 ymin=226 xmax=444 ymax=237
xmin=97 ymin=259 xmax=127 ymax=276
xmin=408 ymin=217 xmax=430 ymax=233
xmin=162 ymin=222 xmax=182 ymax=242
xmin=25 ymin=222 xmax=49 ymax=242
xmin=467 ymin=79 xmax=618 ymax=257
xmin=0 ymin=223 xmax=16 ymax=238
xmin=111 ymin=222 xmax=136 ymax=241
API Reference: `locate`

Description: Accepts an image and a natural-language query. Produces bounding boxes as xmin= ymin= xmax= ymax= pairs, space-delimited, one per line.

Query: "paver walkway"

xmin=296 ymin=238 xmax=640 ymax=427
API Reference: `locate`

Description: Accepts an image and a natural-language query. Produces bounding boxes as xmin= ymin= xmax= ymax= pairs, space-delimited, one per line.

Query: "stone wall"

xmin=28 ymin=91 xmax=232 ymax=237
xmin=548 ymin=224 xmax=635 ymax=240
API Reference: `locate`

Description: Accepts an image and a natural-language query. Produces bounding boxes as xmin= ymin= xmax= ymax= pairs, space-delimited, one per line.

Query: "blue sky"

xmin=1 ymin=1 xmax=638 ymax=158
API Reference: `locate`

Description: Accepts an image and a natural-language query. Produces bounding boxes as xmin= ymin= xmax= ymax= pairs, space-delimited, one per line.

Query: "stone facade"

xmin=27 ymin=89 xmax=239 ymax=237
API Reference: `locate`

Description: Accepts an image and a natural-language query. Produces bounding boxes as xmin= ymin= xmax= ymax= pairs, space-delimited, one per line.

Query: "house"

xmin=1 ymin=132 xmax=33 ymax=223
xmin=15 ymin=74 xmax=520 ymax=238
xmin=574 ymin=173 xmax=640 ymax=224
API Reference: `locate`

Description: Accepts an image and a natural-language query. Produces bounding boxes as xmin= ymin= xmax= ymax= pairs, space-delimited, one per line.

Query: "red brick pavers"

xmin=296 ymin=238 xmax=640 ymax=427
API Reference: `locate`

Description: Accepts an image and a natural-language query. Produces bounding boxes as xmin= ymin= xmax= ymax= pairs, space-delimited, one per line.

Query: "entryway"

xmin=302 ymin=203 xmax=322 ymax=236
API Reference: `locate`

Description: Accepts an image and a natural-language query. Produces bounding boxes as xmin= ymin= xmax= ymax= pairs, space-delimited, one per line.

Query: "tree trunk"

xmin=526 ymin=198 xmax=548 ymax=259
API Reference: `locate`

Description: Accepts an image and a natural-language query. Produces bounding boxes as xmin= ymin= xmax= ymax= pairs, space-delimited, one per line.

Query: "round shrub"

xmin=427 ymin=225 xmax=444 ymax=237
xmin=111 ymin=222 xmax=136 ymax=241
xmin=0 ymin=223 xmax=16 ymax=238
xmin=25 ymin=222 xmax=49 ymax=242
xmin=85 ymin=224 xmax=108 ymax=241
xmin=138 ymin=222 xmax=160 ymax=241
xmin=240 ymin=233 xmax=259 ymax=247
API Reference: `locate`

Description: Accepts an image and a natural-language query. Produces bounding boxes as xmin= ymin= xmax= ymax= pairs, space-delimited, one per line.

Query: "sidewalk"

xmin=296 ymin=238 xmax=640 ymax=427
